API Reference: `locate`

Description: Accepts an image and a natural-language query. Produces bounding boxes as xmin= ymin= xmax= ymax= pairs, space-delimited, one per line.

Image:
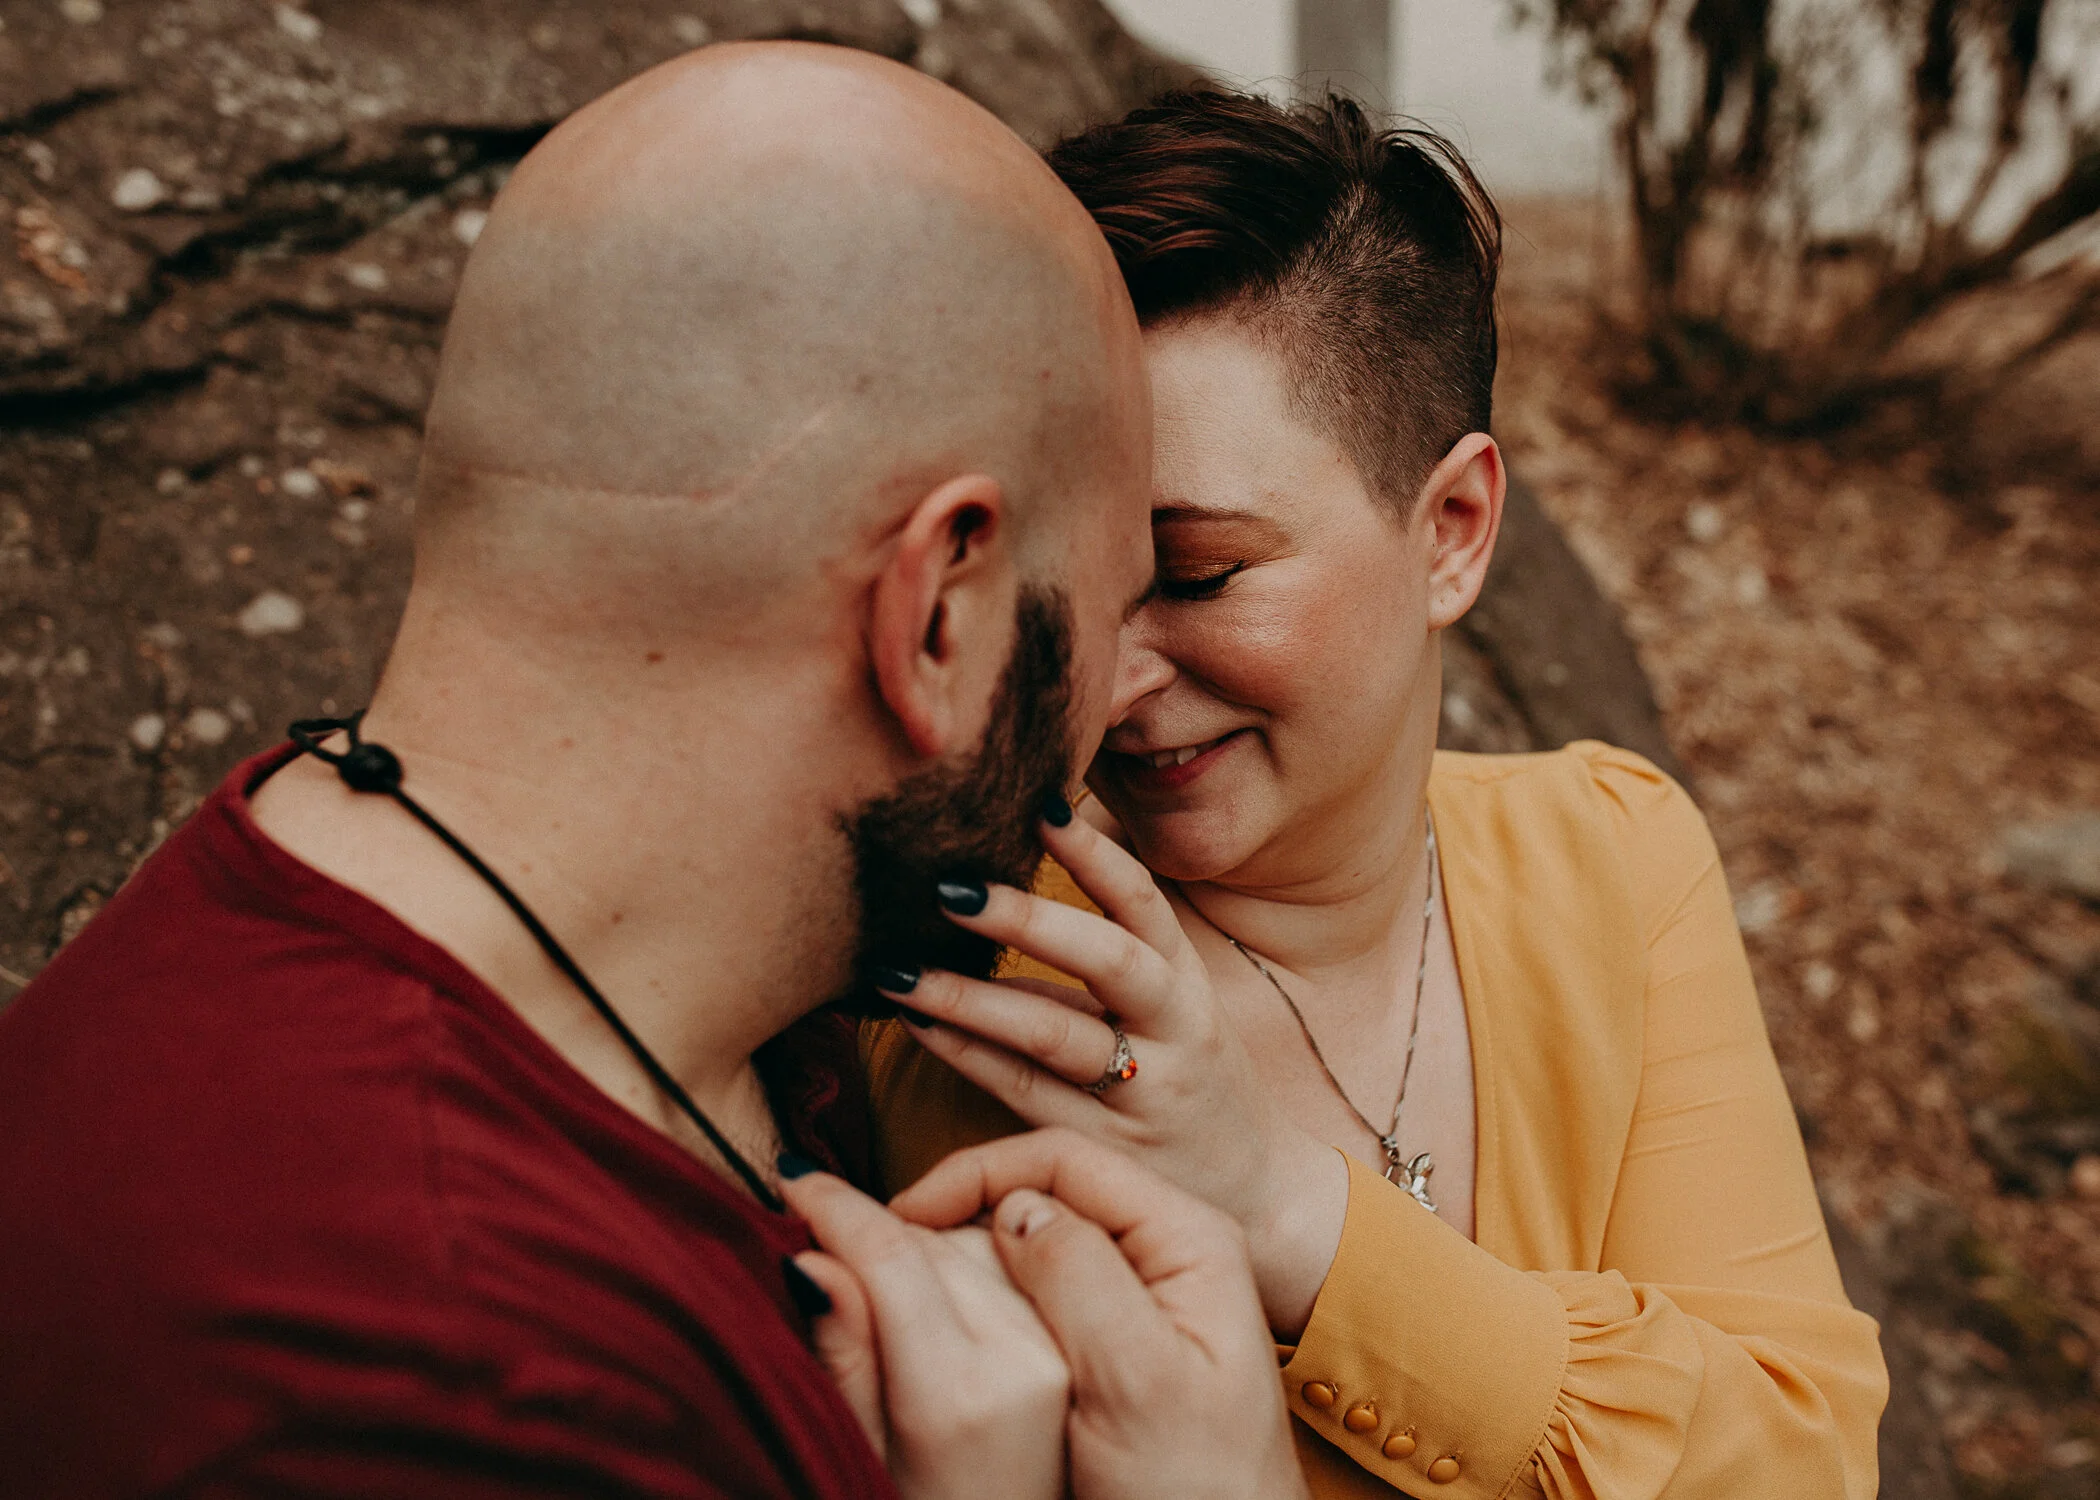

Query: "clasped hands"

xmin=788 ymin=810 xmax=1357 ymax=1498
xmin=781 ymin=1128 xmax=1308 ymax=1500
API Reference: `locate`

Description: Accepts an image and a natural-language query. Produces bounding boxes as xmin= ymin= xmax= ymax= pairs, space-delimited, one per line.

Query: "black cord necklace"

xmin=287 ymin=712 xmax=784 ymax=1213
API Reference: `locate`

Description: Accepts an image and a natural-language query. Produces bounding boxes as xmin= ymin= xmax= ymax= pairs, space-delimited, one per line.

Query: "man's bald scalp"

xmin=415 ymin=43 xmax=1137 ymax=622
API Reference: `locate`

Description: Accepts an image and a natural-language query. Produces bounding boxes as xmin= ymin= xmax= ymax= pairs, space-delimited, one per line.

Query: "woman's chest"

xmin=1218 ymin=902 xmax=1477 ymax=1241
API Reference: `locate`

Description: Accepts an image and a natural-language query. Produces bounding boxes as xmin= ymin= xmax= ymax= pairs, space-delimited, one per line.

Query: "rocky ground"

xmin=1499 ymin=197 xmax=2100 ymax=1499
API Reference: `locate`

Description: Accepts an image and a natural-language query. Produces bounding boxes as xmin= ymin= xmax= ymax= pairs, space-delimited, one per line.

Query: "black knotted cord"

xmin=287 ymin=713 xmax=783 ymax=1212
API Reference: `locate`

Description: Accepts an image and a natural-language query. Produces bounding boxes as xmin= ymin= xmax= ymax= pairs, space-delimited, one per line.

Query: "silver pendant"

xmin=1382 ymin=1141 xmax=1436 ymax=1213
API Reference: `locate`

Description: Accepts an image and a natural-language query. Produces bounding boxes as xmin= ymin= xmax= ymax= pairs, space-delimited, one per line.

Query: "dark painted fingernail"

xmin=1041 ymin=791 xmax=1073 ymax=827
xmin=777 ymin=1152 xmax=820 ymax=1180
xmin=867 ymin=962 xmax=920 ymax=995
xmin=900 ymin=1007 xmax=934 ymax=1028
xmin=936 ymin=878 xmax=988 ymax=916
xmin=782 ymin=1256 xmax=832 ymax=1318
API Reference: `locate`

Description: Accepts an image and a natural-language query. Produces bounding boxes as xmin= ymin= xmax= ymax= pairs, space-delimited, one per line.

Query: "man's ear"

xmin=869 ymin=473 xmax=1013 ymax=760
xmin=1416 ymin=434 xmax=1505 ymax=632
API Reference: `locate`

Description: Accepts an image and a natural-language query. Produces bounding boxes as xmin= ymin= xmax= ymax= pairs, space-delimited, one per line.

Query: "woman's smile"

xmin=1101 ymin=727 xmax=1252 ymax=793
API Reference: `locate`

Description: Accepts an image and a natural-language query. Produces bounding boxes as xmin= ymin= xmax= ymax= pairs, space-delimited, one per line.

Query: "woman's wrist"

xmin=1244 ymin=1131 xmax=1350 ymax=1341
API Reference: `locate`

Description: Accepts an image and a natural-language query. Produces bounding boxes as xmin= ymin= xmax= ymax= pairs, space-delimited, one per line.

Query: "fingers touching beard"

xmin=837 ymin=587 xmax=1077 ymax=1017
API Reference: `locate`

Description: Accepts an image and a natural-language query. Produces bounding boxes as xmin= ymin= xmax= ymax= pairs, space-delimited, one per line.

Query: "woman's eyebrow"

xmin=1151 ymin=503 xmax=1290 ymax=544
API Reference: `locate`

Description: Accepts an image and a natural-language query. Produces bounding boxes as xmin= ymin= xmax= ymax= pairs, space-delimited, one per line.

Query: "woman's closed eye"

xmin=1155 ymin=560 xmax=1248 ymax=602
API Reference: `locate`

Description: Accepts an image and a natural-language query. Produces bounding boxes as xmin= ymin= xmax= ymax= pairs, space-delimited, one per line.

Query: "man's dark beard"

xmin=836 ymin=586 xmax=1077 ymax=1018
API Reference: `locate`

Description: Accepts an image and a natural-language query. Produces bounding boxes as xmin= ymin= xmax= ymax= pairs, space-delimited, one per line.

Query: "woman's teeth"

xmin=1147 ymin=742 xmax=1208 ymax=769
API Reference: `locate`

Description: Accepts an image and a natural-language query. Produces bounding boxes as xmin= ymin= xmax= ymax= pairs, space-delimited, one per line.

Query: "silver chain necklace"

xmin=1210 ymin=824 xmax=1440 ymax=1213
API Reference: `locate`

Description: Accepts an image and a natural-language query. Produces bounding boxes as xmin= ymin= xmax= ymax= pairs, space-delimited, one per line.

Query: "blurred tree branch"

xmin=1512 ymin=0 xmax=2100 ymax=457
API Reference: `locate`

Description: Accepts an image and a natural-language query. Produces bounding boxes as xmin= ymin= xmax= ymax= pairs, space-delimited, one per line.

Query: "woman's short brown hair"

xmin=1048 ymin=90 xmax=1502 ymax=509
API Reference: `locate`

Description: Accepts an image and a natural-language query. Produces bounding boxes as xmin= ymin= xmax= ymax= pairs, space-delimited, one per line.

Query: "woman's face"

xmin=1087 ymin=318 xmax=1445 ymax=886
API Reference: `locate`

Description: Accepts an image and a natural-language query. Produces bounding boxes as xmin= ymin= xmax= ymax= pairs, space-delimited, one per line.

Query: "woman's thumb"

xmin=992 ymin=1187 xmax=1166 ymax=1385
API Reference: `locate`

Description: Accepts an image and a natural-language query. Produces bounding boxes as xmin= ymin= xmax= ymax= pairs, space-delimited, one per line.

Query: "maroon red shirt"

xmin=0 ymin=745 xmax=896 ymax=1500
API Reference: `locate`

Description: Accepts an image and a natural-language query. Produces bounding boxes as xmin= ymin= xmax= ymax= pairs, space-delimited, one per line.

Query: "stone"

xmin=236 ymin=591 xmax=305 ymax=638
xmin=1998 ymin=982 xmax=2100 ymax=1118
xmin=1830 ymin=1187 xmax=1973 ymax=1500
xmin=309 ymin=460 xmax=376 ymax=498
xmin=58 ymin=889 xmax=104 ymax=945
xmin=1734 ymin=882 xmax=1786 ymax=934
xmin=1437 ymin=631 xmax=1535 ymax=755
xmin=2072 ymin=1154 xmax=2100 ymax=1200
xmin=1857 ymin=1178 xmax=1971 ymax=1300
xmin=1846 ymin=997 xmax=1882 ymax=1043
xmin=1456 ymin=478 xmax=1685 ymax=781
xmin=1967 ymin=979 xmax=2100 ymax=1197
xmin=110 ymin=169 xmax=168 ymax=213
xmin=183 ymin=708 xmax=232 ymax=747
xmin=274 ymin=4 xmax=322 ymax=43
xmin=2002 ymin=814 xmax=2100 ymax=902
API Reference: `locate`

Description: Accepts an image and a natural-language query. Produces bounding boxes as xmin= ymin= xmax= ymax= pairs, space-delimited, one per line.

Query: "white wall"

xmin=1103 ymin=0 xmax=1611 ymax=197
xmin=1107 ymin=0 xmax=1294 ymax=95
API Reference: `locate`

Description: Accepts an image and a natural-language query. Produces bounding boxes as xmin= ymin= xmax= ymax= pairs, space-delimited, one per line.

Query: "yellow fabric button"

xmin=1343 ymin=1403 xmax=1378 ymax=1433
xmin=1428 ymin=1454 xmax=1462 ymax=1483
xmin=1301 ymin=1381 xmax=1337 ymax=1409
xmin=1382 ymin=1428 xmax=1417 ymax=1460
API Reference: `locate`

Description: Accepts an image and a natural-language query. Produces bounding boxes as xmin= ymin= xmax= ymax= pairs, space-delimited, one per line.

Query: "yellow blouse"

xmin=862 ymin=743 xmax=1887 ymax=1499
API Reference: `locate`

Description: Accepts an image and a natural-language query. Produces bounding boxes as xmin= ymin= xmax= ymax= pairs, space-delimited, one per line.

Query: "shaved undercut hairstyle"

xmin=1047 ymin=90 xmax=1502 ymax=510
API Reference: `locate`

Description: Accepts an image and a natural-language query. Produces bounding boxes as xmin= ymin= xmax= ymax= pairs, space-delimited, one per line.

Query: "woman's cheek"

xmin=1176 ymin=579 xmax=1335 ymax=705
xmin=1195 ymin=581 xmax=1365 ymax=714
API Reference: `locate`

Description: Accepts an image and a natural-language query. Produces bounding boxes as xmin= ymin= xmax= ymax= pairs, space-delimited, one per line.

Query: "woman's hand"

xmin=779 ymin=1167 xmax=1069 ymax=1500
xmin=877 ymin=809 xmax=1347 ymax=1337
xmin=895 ymin=1128 xmax=1311 ymax=1500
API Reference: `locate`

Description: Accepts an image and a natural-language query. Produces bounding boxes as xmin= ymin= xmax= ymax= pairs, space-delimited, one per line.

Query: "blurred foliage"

xmin=1509 ymin=0 xmax=2100 ymax=452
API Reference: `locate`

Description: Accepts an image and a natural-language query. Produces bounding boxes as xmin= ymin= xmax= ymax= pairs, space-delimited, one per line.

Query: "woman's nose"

xmin=1108 ymin=619 xmax=1176 ymax=724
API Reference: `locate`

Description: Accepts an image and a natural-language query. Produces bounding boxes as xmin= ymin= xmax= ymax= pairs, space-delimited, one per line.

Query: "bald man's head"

xmin=413 ymin=42 xmax=1146 ymax=627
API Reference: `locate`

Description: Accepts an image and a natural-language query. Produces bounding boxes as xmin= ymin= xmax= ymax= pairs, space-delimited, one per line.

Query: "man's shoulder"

xmin=0 ymin=813 xmax=884 ymax=1500
xmin=0 ymin=822 xmax=456 ymax=1265
xmin=0 ymin=779 xmax=501 ymax=1342
xmin=0 ymin=801 xmax=446 ymax=1119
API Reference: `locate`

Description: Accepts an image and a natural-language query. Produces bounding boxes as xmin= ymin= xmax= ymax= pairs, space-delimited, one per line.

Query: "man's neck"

xmin=250 ymin=649 xmax=860 ymax=1199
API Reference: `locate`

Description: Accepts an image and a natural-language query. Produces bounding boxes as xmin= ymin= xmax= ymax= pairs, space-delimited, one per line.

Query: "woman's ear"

xmin=1416 ymin=433 xmax=1505 ymax=632
xmin=868 ymin=472 xmax=1013 ymax=759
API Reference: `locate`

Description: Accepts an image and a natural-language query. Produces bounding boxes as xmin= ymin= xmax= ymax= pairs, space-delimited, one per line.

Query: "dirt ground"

xmin=1498 ymin=197 xmax=2100 ymax=1496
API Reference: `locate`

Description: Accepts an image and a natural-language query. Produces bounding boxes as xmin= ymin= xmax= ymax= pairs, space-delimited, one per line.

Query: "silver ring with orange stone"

xmin=1085 ymin=1022 xmax=1138 ymax=1096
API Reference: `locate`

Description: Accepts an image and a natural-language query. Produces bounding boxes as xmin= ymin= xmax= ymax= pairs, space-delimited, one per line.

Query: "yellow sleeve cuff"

xmin=1280 ymin=1152 xmax=1567 ymax=1498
